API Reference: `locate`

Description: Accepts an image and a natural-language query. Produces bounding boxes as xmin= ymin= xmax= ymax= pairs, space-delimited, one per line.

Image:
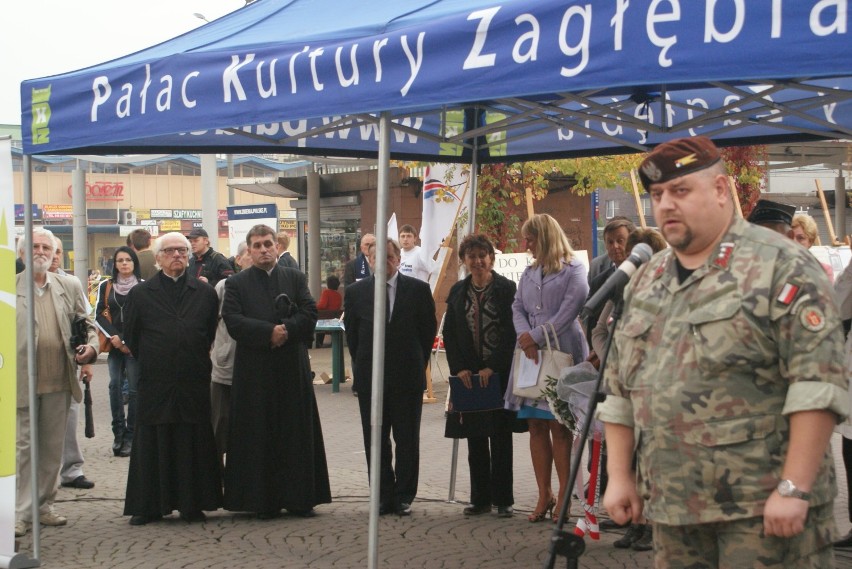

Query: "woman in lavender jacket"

xmin=505 ymin=214 xmax=589 ymax=522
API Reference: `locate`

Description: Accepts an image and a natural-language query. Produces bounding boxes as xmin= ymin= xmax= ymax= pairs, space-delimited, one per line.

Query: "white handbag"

xmin=512 ymin=322 xmax=574 ymax=400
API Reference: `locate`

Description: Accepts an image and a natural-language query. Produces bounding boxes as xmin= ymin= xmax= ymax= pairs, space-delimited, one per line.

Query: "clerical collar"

xmin=163 ymin=270 xmax=186 ymax=282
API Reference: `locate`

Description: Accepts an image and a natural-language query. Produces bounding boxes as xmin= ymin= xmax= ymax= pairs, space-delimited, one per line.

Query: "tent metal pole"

xmin=307 ymin=172 xmax=321 ymax=299
xmin=24 ymin=155 xmax=42 ymax=562
xmin=367 ymin=111 xmax=391 ymax=569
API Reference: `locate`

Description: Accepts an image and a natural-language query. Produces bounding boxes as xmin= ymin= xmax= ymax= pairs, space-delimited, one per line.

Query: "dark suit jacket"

xmin=277 ymin=252 xmax=299 ymax=270
xmin=344 ymin=273 xmax=436 ymax=396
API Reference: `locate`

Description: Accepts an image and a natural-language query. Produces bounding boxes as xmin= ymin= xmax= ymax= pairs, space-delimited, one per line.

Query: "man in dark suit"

xmin=344 ymin=238 xmax=436 ymax=516
xmin=276 ymin=231 xmax=300 ymax=270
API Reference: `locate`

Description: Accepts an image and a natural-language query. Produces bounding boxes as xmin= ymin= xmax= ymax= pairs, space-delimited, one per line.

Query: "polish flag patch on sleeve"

xmin=776 ymin=283 xmax=799 ymax=305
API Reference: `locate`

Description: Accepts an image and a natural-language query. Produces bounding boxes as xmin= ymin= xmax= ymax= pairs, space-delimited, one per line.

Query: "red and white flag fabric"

xmin=420 ymin=163 xmax=468 ymax=259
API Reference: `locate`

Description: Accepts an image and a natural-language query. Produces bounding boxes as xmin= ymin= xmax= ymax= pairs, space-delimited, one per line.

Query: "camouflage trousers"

xmin=652 ymin=502 xmax=835 ymax=568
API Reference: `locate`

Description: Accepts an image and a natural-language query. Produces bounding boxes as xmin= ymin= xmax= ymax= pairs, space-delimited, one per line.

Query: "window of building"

xmin=605 ymin=199 xmax=618 ymax=219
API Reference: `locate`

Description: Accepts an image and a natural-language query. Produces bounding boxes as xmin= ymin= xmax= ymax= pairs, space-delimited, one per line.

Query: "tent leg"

xmin=23 ymin=155 xmax=42 ymax=561
xmin=367 ymin=112 xmax=392 ymax=569
xmin=0 ymin=553 xmax=40 ymax=569
xmin=447 ymin=438 xmax=460 ymax=503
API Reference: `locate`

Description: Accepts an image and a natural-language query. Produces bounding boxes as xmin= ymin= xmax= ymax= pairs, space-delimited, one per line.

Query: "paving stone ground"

xmin=13 ymin=349 xmax=852 ymax=568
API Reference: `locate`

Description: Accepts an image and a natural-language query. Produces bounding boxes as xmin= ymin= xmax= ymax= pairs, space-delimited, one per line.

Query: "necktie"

xmin=386 ymin=282 xmax=392 ymax=322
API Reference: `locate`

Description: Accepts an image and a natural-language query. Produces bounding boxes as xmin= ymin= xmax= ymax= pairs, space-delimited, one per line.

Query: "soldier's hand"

xmin=763 ymin=491 xmax=808 ymax=537
xmin=602 ymin=475 xmax=643 ymax=526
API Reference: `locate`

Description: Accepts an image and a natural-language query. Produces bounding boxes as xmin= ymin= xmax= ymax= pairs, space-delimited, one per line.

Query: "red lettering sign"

xmin=66 ymin=181 xmax=125 ymax=201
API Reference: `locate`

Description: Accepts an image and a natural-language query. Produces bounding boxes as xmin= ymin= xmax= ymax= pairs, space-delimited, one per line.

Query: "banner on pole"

xmin=421 ymin=164 xmax=467 ymax=259
xmin=0 ymin=137 xmax=16 ymax=556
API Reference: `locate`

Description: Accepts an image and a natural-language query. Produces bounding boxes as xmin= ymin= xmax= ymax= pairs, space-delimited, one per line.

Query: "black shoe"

xmin=129 ymin=514 xmax=161 ymax=526
xmin=61 ymin=475 xmax=95 ymax=489
xmin=463 ymin=504 xmax=491 ymax=516
xmin=496 ymin=506 xmax=514 ymax=518
xmin=834 ymin=530 xmax=852 ymax=548
xmin=396 ymin=503 xmax=412 ymax=516
xmin=112 ymin=435 xmax=123 ymax=457
xmin=118 ymin=439 xmax=132 ymax=458
xmin=288 ymin=508 xmax=316 ymax=518
xmin=257 ymin=510 xmax=281 ymax=520
xmin=613 ymin=523 xmax=645 ymax=548
xmin=632 ymin=525 xmax=653 ymax=552
xmin=379 ymin=503 xmax=394 ymax=516
xmin=179 ymin=511 xmax=206 ymax=523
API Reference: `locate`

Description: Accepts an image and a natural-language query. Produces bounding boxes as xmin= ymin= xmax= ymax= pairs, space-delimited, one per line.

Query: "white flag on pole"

xmin=387 ymin=212 xmax=399 ymax=242
xmin=420 ymin=163 xmax=468 ymax=259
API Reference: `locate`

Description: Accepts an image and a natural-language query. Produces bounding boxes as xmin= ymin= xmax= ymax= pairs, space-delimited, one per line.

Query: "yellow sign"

xmin=159 ymin=219 xmax=182 ymax=232
xmin=1 ymin=140 xmax=16 ymax=481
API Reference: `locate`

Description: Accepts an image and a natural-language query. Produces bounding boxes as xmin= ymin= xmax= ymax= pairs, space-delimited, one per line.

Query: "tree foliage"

xmin=409 ymin=146 xmax=767 ymax=252
xmin=720 ymin=145 xmax=768 ymax=217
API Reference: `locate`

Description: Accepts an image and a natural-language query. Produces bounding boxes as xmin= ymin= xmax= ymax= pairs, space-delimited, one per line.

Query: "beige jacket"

xmin=16 ymin=271 xmax=98 ymax=408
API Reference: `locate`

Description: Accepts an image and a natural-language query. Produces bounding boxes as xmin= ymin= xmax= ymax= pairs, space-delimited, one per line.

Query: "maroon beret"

xmin=638 ymin=136 xmax=722 ymax=190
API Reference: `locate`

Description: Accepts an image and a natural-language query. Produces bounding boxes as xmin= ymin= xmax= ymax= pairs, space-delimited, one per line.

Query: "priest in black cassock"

xmin=222 ymin=224 xmax=331 ymax=519
xmin=123 ymin=232 xmax=222 ymax=525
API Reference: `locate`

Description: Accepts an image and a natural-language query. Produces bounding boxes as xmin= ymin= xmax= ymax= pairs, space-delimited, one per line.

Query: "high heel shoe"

xmin=528 ymin=497 xmax=556 ymax=523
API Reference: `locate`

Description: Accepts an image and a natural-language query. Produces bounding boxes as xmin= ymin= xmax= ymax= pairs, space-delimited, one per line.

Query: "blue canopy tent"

xmin=14 ymin=1 xmax=852 ymax=567
xmin=20 ymin=0 xmax=852 ymax=159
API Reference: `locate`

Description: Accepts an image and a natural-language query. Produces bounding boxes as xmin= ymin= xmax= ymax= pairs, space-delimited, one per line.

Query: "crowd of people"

xmin=13 ymin=135 xmax=852 ymax=567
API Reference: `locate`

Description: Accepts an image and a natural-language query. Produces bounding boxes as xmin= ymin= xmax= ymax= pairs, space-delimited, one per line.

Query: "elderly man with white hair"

xmin=15 ymin=228 xmax=98 ymax=537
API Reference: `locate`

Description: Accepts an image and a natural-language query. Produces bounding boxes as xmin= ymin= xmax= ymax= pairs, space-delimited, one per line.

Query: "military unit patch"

xmin=801 ymin=307 xmax=826 ymax=332
xmin=776 ymin=283 xmax=799 ymax=305
xmin=641 ymin=160 xmax=662 ymax=183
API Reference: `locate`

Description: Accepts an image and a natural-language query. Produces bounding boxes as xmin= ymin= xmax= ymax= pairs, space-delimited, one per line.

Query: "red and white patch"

xmin=800 ymin=307 xmax=826 ymax=332
xmin=776 ymin=283 xmax=799 ymax=305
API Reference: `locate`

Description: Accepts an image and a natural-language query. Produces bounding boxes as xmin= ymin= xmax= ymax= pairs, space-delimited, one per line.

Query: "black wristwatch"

xmin=776 ymin=479 xmax=811 ymax=500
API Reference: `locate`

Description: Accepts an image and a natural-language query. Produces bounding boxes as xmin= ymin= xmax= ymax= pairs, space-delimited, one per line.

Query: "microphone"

xmin=581 ymin=243 xmax=654 ymax=319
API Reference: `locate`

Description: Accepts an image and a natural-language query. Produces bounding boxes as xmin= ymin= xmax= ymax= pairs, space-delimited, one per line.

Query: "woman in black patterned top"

xmin=444 ymin=234 xmax=522 ymax=518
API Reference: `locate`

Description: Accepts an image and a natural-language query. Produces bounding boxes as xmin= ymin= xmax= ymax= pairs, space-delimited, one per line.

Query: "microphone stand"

xmin=543 ymin=296 xmax=626 ymax=569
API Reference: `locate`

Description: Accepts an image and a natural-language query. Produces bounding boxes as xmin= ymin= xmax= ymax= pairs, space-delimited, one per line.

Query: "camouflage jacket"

xmin=598 ymin=217 xmax=848 ymax=525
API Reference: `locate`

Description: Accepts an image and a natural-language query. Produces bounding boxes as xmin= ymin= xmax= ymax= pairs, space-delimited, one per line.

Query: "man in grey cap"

xmin=747 ymin=199 xmax=796 ymax=238
xmin=187 ymin=227 xmax=233 ymax=287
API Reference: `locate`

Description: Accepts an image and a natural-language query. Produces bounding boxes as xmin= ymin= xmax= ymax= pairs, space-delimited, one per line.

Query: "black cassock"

xmin=123 ymin=272 xmax=222 ymax=517
xmin=222 ymin=265 xmax=331 ymax=513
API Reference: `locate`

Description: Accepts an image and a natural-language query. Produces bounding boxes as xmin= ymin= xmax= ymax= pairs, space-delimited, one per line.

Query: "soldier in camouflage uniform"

xmin=598 ymin=136 xmax=848 ymax=568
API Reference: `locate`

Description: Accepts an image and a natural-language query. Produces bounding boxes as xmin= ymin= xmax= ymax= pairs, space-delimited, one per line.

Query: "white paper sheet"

xmin=516 ymin=351 xmax=543 ymax=388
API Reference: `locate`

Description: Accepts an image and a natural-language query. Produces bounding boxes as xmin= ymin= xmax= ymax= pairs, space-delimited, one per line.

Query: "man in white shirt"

xmin=398 ymin=224 xmax=433 ymax=283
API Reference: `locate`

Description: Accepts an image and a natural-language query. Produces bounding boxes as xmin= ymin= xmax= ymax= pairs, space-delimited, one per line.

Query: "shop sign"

xmin=173 ymin=209 xmax=202 ymax=219
xmin=42 ymin=204 xmax=73 ymax=220
xmin=66 ymin=181 xmax=125 ymax=201
xmin=159 ymin=219 xmax=182 ymax=231
xmin=150 ymin=209 xmax=173 ymax=218
xmin=15 ymin=203 xmax=41 ymax=221
xmin=280 ymin=219 xmax=297 ymax=230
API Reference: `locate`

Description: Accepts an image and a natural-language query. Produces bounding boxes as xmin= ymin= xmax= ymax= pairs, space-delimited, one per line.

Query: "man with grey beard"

xmin=15 ymin=228 xmax=98 ymax=537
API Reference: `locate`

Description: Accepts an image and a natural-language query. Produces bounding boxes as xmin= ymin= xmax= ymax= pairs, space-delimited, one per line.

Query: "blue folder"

xmin=448 ymin=374 xmax=504 ymax=412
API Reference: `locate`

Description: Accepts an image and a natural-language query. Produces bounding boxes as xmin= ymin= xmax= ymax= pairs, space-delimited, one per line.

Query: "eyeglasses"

xmin=161 ymin=247 xmax=189 ymax=256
